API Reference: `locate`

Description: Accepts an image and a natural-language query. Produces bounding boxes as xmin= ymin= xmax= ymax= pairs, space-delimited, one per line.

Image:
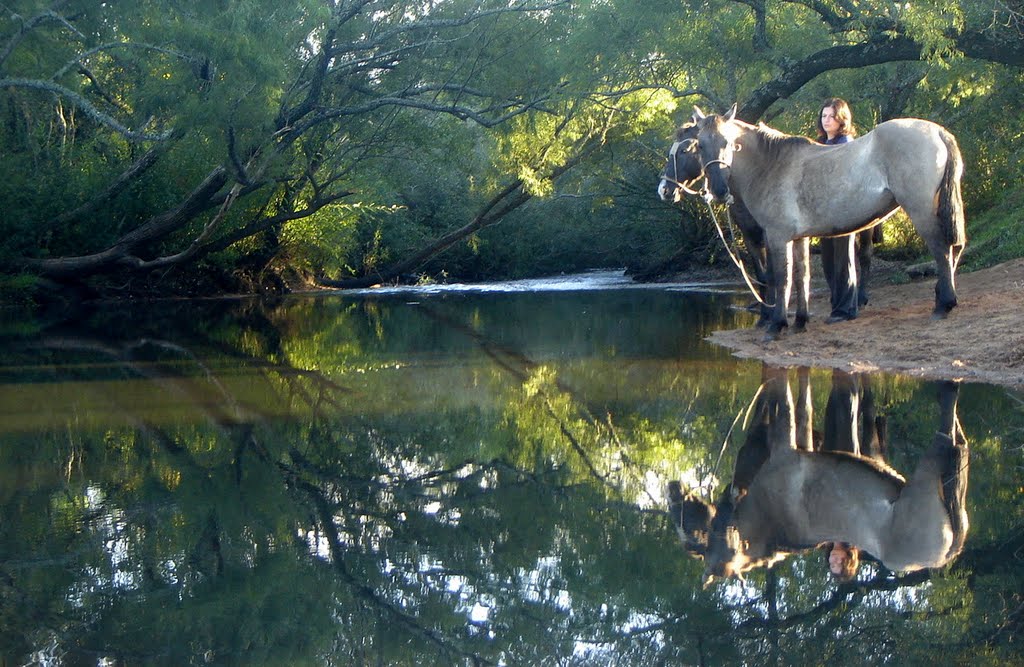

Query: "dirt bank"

xmin=706 ymin=257 xmax=1024 ymax=387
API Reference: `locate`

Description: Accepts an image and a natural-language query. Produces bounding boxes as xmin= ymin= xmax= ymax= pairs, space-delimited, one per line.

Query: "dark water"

xmin=1 ymin=274 xmax=1022 ymax=665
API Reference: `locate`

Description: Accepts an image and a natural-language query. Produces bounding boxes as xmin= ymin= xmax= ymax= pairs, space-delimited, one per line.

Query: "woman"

xmin=816 ymin=98 xmax=876 ymax=323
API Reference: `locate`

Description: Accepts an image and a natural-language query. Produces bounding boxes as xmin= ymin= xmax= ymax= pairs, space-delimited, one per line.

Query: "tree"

xmin=0 ymin=0 xmax=578 ymax=295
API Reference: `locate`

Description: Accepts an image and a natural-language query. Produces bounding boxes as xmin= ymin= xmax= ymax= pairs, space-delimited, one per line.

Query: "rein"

xmin=665 ymin=137 xmax=770 ymax=308
xmin=663 ymin=175 xmax=702 ymax=196
xmin=701 ymin=192 xmax=775 ymax=309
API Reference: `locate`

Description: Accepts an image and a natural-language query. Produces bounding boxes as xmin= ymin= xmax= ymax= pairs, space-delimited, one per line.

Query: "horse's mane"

xmin=674 ymin=123 xmax=697 ymax=141
xmin=751 ymin=122 xmax=817 ymax=158
xmin=811 ymin=449 xmax=907 ymax=485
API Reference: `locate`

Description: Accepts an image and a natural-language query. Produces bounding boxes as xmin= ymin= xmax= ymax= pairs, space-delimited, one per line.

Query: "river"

xmin=1 ymin=272 xmax=1021 ymax=665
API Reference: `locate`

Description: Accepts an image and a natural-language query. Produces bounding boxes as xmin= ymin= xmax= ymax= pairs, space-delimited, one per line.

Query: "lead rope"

xmin=701 ymin=191 xmax=775 ymax=308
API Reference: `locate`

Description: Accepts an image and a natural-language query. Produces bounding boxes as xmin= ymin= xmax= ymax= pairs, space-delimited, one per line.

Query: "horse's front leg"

xmin=792 ymin=238 xmax=810 ymax=332
xmin=764 ymin=239 xmax=793 ymax=341
xmin=732 ymin=201 xmax=772 ymax=327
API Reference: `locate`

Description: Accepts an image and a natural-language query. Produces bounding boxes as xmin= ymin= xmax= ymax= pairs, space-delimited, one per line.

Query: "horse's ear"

xmin=692 ymin=106 xmax=706 ymax=122
xmin=725 ymin=103 xmax=738 ymax=122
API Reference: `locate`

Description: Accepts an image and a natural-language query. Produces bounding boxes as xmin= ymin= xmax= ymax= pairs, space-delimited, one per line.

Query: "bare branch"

xmin=51 ymin=41 xmax=198 ymax=80
xmin=0 ymin=77 xmax=172 ymax=142
xmin=332 ymin=0 xmax=570 ymax=55
xmin=0 ymin=3 xmax=77 ymax=69
xmin=317 ymin=125 xmax=608 ymax=289
xmin=739 ymin=28 xmax=1024 ymax=121
xmin=778 ymin=0 xmax=854 ymax=31
xmin=20 ymin=167 xmax=230 ymax=278
xmin=198 ymin=189 xmax=356 ymax=260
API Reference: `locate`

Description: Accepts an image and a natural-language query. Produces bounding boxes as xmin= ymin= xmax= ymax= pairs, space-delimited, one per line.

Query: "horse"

xmin=658 ymin=120 xmax=880 ymax=331
xmin=659 ymin=122 xmax=806 ymax=328
xmin=689 ymin=104 xmax=966 ymax=338
xmin=668 ymin=366 xmax=969 ymax=586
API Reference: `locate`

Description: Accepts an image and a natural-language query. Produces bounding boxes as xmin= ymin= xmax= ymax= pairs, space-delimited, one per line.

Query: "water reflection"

xmin=669 ymin=365 xmax=970 ymax=585
xmin=0 ymin=286 xmax=1021 ymax=665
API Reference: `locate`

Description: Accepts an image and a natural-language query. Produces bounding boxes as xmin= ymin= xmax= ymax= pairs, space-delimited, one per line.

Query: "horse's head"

xmin=667 ymin=481 xmax=715 ymax=557
xmin=698 ymin=490 xmax=754 ymax=586
xmin=670 ymin=479 xmax=787 ymax=588
xmin=703 ymin=528 xmax=751 ymax=587
xmin=693 ymin=104 xmax=741 ymax=206
xmin=669 ymin=481 xmax=756 ymax=586
xmin=657 ymin=123 xmax=703 ymax=203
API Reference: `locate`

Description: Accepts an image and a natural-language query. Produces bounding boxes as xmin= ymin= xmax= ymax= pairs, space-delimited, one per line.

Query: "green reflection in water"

xmin=0 ymin=285 xmax=1021 ymax=665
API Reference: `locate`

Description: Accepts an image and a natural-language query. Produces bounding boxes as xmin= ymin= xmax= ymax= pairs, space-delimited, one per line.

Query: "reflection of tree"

xmin=1 ymin=301 xmax=1023 ymax=664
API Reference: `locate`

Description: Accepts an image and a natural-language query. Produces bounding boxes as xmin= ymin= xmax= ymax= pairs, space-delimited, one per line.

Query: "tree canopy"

xmin=1 ymin=0 xmax=1022 ymax=300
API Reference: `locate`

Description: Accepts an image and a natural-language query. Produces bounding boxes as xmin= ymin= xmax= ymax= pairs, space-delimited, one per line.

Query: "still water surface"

xmin=1 ymin=272 xmax=1022 ymax=665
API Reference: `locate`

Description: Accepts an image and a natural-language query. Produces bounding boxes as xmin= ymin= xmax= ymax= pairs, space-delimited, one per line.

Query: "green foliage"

xmin=2 ymin=0 xmax=1024 ymax=295
xmin=958 ymin=188 xmax=1024 ymax=272
xmin=3 ymin=294 xmax=1023 ymax=663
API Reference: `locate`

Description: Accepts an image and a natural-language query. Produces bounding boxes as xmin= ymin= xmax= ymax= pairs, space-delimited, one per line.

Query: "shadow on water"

xmin=0 ymin=277 xmax=1021 ymax=665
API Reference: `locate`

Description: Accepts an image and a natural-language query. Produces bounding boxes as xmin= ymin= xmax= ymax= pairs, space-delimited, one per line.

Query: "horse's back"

xmin=854 ymin=118 xmax=955 ymax=212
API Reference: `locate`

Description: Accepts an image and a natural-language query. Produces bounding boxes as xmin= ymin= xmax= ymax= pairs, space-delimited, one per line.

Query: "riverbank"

xmin=703 ymin=256 xmax=1024 ymax=388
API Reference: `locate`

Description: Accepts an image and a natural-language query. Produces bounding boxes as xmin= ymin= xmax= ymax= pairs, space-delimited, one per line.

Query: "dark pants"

xmin=821 ymin=228 xmax=877 ymax=320
xmin=822 ymin=371 xmax=885 ymax=460
xmin=821 ymin=234 xmax=859 ymax=320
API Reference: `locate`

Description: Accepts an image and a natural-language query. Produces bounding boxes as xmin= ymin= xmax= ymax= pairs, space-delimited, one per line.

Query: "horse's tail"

xmin=937 ymin=130 xmax=966 ymax=250
xmin=936 ymin=428 xmax=970 ymax=564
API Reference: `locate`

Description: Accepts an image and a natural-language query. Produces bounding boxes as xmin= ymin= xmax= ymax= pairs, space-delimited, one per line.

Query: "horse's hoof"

xmin=932 ymin=301 xmax=956 ymax=320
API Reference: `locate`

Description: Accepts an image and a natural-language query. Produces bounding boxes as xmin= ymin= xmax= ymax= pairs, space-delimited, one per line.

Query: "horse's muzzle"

xmin=657 ymin=179 xmax=678 ymax=202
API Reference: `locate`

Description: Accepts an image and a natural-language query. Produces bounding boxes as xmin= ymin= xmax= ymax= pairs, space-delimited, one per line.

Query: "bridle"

xmin=665 ymin=137 xmax=766 ymax=304
xmin=661 ymin=138 xmax=703 ymax=196
xmin=698 ymin=144 xmax=739 ymax=199
xmin=663 ymin=137 xmax=740 ymax=201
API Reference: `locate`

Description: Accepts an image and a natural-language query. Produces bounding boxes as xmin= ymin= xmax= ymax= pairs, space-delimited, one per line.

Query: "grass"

xmin=959 ymin=187 xmax=1024 ymax=272
xmin=872 ymin=186 xmax=1024 ymax=273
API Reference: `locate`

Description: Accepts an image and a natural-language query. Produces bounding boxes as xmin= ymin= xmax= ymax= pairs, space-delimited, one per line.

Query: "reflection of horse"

xmin=686 ymin=106 xmax=966 ymax=338
xmin=657 ymin=117 xmax=879 ymax=330
xmin=668 ymin=366 xmax=969 ymax=586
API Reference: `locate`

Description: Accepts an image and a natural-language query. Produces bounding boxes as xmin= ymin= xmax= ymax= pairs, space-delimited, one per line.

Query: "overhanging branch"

xmin=0 ymin=78 xmax=172 ymax=142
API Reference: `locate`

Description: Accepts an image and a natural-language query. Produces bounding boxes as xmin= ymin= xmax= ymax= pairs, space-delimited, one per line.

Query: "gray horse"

xmin=668 ymin=366 xmax=968 ymax=586
xmin=658 ymin=116 xmax=882 ymax=331
xmin=689 ymin=105 xmax=966 ymax=338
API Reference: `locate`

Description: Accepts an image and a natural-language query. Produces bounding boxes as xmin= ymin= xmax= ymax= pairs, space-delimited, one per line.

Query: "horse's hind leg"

xmin=792 ymin=238 xmax=810 ymax=332
xmin=856 ymin=228 xmax=876 ymax=307
xmin=911 ymin=212 xmax=959 ymax=318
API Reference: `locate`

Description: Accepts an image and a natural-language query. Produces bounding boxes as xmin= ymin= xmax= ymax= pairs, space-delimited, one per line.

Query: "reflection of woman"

xmin=826 ymin=542 xmax=860 ymax=581
xmin=819 ymin=370 xmax=885 ymax=582
xmin=816 ymin=98 xmax=870 ymax=323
